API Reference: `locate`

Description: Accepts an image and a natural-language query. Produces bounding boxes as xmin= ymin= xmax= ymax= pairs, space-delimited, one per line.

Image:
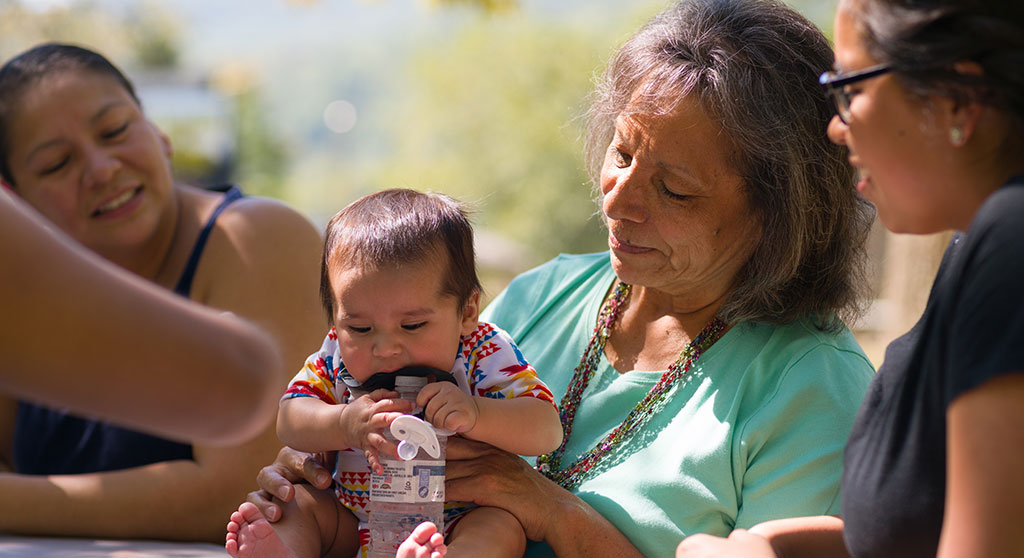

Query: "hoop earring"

xmin=950 ymin=126 xmax=965 ymax=146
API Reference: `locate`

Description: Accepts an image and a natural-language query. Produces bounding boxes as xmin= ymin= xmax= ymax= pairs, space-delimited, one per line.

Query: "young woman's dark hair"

xmin=853 ymin=0 xmax=1024 ymax=131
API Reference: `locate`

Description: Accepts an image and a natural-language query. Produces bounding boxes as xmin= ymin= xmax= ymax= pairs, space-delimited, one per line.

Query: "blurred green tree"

xmin=362 ymin=0 xmax=830 ymax=275
xmin=367 ymin=15 xmax=645 ymax=268
xmin=0 ymin=0 xmax=287 ymax=198
xmin=229 ymin=84 xmax=290 ymax=199
xmin=422 ymin=0 xmax=517 ymax=12
xmin=125 ymin=0 xmax=181 ymax=69
xmin=0 ymin=1 xmax=133 ymax=62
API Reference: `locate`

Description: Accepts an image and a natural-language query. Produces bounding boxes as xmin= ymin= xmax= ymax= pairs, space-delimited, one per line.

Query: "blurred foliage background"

xmin=1 ymin=0 xmax=846 ymax=303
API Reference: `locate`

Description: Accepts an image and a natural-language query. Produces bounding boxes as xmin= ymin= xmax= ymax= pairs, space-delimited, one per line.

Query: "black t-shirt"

xmin=841 ymin=178 xmax=1024 ymax=557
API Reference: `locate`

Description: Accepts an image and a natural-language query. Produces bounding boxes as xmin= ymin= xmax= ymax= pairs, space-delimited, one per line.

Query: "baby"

xmin=226 ymin=189 xmax=562 ymax=558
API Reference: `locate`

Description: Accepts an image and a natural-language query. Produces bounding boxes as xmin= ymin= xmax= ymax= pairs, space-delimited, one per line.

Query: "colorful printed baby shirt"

xmin=283 ymin=321 xmax=555 ymax=522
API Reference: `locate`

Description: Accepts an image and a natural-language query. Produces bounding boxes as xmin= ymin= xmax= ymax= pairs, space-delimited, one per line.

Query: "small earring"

xmin=950 ymin=126 xmax=965 ymax=146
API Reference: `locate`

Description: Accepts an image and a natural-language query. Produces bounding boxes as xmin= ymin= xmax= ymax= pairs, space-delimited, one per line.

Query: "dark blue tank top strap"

xmin=173 ymin=185 xmax=243 ymax=297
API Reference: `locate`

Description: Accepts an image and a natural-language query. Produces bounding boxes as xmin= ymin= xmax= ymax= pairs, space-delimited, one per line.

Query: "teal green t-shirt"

xmin=481 ymin=253 xmax=874 ymax=558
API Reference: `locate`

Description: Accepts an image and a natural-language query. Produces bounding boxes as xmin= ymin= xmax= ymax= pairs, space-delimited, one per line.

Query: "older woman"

xmin=249 ymin=1 xmax=876 ymax=556
xmin=0 ymin=44 xmax=325 ymax=542
xmin=677 ymin=0 xmax=1024 ymax=557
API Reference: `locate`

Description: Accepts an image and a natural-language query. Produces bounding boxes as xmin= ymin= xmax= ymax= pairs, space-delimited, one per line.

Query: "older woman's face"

xmin=5 ymin=69 xmax=175 ymax=258
xmin=600 ymin=95 xmax=761 ymax=305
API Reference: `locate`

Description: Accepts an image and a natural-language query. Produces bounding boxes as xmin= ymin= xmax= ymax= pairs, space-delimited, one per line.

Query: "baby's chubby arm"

xmin=277 ymin=391 xmax=414 ymax=472
xmin=418 ymin=383 xmax=562 ymax=456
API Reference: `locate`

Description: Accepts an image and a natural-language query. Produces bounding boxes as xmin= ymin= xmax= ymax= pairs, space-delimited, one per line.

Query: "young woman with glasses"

xmin=677 ymin=0 xmax=1024 ymax=557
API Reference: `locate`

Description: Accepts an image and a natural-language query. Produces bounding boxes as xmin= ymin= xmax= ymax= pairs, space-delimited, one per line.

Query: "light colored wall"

xmin=854 ymin=225 xmax=953 ymax=368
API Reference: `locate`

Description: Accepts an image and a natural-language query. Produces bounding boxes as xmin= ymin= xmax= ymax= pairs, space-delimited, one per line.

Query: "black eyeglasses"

xmin=819 ymin=63 xmax=892 ymax=124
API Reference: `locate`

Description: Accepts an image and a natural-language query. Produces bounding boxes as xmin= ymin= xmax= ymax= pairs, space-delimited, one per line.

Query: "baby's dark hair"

xmin=319 ymin=189 xmax=482 ymax=324
xmin=0 ymin=43 xmax=140 ymax=186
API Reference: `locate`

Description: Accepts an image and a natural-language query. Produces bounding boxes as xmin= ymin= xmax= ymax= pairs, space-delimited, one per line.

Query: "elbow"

xmin=276 ymin=404 xmax=297 ymax=447
xmin=543 ymin=402 xmax=564 ymax=452
xmin=275 ymin=400 xmax=318 ymax=451
xmin=524 ymin=403 xmax=564 ymax=456
xmin=542 ymin=422 xmax=564 ymax=455
xmin=199 ymin=385 xmax=279 ymax=447
xmin=202 ymin=329 xmax=283 ymax=446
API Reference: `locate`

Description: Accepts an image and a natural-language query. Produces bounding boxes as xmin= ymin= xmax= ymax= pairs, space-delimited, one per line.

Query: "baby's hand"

xmin=418 ymin=382 xmax=480 ymax=434
xmin=338 ymin=389 xmax=414 ymax=473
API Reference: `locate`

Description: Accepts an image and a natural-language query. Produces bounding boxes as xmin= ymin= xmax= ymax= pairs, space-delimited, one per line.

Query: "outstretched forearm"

xmin=0 ymin=193 xmax=282 ymax=446
xmin=0 ymin=438 xmax=272 ymax=542
xmin=748 ymin=516 xmax=849 ymax=558
xmin=540 ymin=484 xmax=645 ymax=558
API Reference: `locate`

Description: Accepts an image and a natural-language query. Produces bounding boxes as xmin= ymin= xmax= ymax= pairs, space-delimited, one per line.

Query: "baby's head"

xmin=320 ymin=189 xmax=483 ymax=382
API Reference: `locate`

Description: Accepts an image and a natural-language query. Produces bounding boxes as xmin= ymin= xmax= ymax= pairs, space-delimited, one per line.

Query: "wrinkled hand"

xmin=245 ymin=446 xmax=334 ymax=522
xmin=444 ymin=436 xmax=564 ymax=543
xmin=340 ymin=389 xmax=414 ymax=473
xmin=418 ymin=381 xmax=479 ymax=433
xmin=676 ymin=530 xmax=777 ymax=558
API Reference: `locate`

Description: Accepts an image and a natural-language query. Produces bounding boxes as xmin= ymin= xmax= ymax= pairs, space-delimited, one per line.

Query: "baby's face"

xmin=329 ymin=257 xmax=478 ymax=384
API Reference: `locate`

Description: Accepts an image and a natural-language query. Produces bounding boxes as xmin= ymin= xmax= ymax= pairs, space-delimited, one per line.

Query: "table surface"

xmin=0 ymin=534 xmax=227 ymax=557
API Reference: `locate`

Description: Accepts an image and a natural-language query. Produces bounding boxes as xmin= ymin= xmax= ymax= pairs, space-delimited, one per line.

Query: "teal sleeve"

xmin=733 ymin=344 xmax=874 ymax=528
xmin=480 ymin=253 xmax=598 ymax=337
xmin=479 ymin=288 xmax=506 ymax=323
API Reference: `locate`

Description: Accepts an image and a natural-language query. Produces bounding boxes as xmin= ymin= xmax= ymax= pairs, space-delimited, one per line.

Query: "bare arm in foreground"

xmin=0 ymin=190 xmax=281 ymax=445
xmin=0 ymin=190 xmax=325 ymax=542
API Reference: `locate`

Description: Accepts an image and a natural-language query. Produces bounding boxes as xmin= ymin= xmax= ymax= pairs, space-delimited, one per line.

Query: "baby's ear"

xmin=460 ymin=291 xmax=481 ymax=336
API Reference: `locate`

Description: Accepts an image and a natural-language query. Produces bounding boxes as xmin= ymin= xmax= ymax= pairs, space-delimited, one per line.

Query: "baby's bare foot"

xmin=396 ymin=521 xmax=447 ymax=558
xmin=225 ymin=502 xmax=298 ymax=558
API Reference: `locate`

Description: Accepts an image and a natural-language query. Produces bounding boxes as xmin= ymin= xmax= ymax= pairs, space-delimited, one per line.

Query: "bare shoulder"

xmin=189 ymin=188 xmax=321 ymax=269
xmin=180 ymin=186 xmax=323 ymax=336
xmin=177 ymin=185 xmax=321 ymax=245
xmin=217 ymin=193 xmax=321 ymax=246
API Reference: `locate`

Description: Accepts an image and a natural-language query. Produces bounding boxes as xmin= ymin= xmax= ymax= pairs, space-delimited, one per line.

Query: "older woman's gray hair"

xmin=585 ymin=0 xmax=874 ymax=330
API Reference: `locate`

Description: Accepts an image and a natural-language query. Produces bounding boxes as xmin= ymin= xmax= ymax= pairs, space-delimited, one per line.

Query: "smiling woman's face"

xmin=599 ymin=94 xmax=761 ymax=307
xmin=5 ymin=69 xmax=176 ymax=258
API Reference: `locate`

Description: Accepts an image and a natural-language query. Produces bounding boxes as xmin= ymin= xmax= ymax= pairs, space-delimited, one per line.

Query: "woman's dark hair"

xmin=585 ymin=0 xmax=874 ymax=330
xmin=319 ymin=188 xmax=482 ymax=325
xmin=849 ymin=0 xmax=1024 ymax=130
xmin=0 ymin=42 xmax=140 ymax=186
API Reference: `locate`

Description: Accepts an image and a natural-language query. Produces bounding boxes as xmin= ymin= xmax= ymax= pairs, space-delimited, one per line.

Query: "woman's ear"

xmin=460 ymin=290 xmax=481 ymax=336
xmin=152 ymin=122 xmax=173 ymax=159
xmin=947 ymin=61 xmax=986 ymax=147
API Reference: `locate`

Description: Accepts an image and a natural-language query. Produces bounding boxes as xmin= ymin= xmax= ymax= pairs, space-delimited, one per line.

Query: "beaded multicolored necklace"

xmin=536 ymin=281 xmax=726 ymax=490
